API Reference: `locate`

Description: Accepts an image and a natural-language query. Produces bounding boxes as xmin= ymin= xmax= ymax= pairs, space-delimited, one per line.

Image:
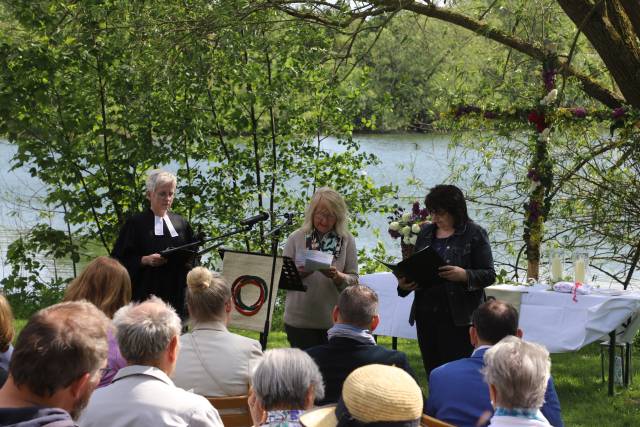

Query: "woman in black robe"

xmin=112 ymin=170 xmax=195 ymax=318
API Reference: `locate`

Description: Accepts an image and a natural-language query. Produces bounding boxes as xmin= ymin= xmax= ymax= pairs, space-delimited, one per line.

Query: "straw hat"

xmin=300 ymin=364 xmax=423 ymax=427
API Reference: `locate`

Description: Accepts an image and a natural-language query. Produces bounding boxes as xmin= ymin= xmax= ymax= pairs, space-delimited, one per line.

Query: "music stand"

xmin=159 ymin=246 xmax=199 ymax=266
xmin=279 ymin=256 xmax=306 ymax=291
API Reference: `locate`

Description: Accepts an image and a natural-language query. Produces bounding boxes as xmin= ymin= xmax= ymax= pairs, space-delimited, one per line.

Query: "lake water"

xmin=0 ymin=136 xmax=635 ymax=289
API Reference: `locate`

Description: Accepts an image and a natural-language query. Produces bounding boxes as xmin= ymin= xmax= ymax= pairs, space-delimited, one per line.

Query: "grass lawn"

xmin=235 ymin=328 xmax=640 ymax=427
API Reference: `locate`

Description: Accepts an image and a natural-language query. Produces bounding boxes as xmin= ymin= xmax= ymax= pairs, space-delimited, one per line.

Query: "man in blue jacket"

xmin=427 ymin=299 xmax=563 ymax=427
xmin=306 ymin=285 xmax=416 ymax=405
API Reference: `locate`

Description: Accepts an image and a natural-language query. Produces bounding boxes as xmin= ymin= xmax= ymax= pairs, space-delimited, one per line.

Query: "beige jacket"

xmin=283 ymin=228 xmax=358 ymax=329
xmin=172 ymin=320 xmax=263 ymax=396
xmin=79 ymin=365 xmax=222 ymax=427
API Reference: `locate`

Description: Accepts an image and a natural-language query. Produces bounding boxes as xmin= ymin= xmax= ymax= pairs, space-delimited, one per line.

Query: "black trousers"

xmin=285 ymin=324 xmax=328 ymax=350
xmin=415 ymin=307 xmax=473 ymax=379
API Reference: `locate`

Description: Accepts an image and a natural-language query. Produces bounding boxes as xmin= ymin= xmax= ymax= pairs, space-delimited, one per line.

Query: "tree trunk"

xmin=556 ymin=0 xmax=640 ymax=108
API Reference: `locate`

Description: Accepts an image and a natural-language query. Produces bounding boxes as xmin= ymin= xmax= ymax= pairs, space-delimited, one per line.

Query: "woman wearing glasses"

xmin=283 ymin=187 xmax=358 ymax=349
xmin=112 ymin=169 xmax=196 ymax=318
xmin=397 ymin=184 xmax=496 ymax=377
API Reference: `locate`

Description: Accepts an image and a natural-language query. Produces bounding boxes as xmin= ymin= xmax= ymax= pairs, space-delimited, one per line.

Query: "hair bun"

xmin=187 ymin=267 xmax=211 ymax=291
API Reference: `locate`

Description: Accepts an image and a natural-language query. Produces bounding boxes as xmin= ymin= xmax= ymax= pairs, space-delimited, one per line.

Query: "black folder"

xmin=159 ymin=246 xmax=198 ymax=265
xmin=378 ymin=246 xmax=446 ymax=286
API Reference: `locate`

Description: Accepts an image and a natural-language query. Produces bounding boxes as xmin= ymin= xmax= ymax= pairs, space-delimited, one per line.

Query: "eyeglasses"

xmin=314 ymin=211 xmax=336 ymax=221
xmin=429 ymin=209 xmax=448 ymax=216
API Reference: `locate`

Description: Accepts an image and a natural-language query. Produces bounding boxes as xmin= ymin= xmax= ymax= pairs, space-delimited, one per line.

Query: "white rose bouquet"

xmin=388 ymin=201 xmax=430 ymax=258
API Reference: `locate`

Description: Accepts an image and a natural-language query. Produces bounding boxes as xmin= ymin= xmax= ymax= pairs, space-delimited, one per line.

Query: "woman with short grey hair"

xmin=249 ymin=348 xmax=324 ymax=427
xmin=112 ymin=169 xmax=196 ymax=318
xmin=482 ymin=336 xmax=552 ymax=426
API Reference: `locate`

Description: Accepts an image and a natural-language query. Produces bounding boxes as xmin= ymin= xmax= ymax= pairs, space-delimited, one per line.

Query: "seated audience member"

xmin=63 ymin=256 xmax=132 ymax=388
xmin=79 ymin=296 xmax=222 ymax=427
xmin=173 ymin=266 xmax=263 ymax=396
xmin=249 ymin=348 xmax=324 ymax=427
xmin=0 ymin=301 xmax=110 ymax=425
xmin=306 ymin=285 xmax=415 ymax=405
xmin=482 ymin=336 xmax=552 ymax=426
xmin=0 ymin=294 xmax=15 ymax=386
xmin=427 ymin=299 xmax=562 ymax=427
xmin=299 ymin=364 xmax=423 ymax=427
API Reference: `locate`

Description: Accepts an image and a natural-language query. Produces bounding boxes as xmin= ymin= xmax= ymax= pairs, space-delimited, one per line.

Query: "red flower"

xmin=527 ymin=110 xmax=547 ymax=132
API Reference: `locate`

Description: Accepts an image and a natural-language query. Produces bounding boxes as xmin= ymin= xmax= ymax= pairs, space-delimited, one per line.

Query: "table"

xmin=485 ymin=285 xmax=640 ymax=352
xmin=485 ymin=284 xmax=640 ymax=395
xmin=359 ymin=273 xmax=640 ymax=395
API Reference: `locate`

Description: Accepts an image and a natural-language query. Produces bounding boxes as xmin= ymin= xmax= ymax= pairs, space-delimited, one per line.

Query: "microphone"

xmin=240 ymin=212 xmax=269 ymax=227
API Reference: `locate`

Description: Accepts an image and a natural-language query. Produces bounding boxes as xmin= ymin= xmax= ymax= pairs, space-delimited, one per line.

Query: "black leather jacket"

xmin=398 ymin=221 xmax=496 ymax=326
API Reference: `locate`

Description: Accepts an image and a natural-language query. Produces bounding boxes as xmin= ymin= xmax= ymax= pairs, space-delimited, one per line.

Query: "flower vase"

xmin=401 ymin=242 xmax=415 ymax=260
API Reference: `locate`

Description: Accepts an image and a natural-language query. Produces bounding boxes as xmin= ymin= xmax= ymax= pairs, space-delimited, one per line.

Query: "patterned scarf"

xmin=305 ymin=229 xmax=343 ymax=257
xmin=263 ymin=409 xmax=304 ymax=427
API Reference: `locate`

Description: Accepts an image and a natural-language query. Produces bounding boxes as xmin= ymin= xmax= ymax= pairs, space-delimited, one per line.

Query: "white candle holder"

xmin=572 ymin=251 xmax=590 ymax=284
xmin=548 ymin=248 xmax=565 ymax=283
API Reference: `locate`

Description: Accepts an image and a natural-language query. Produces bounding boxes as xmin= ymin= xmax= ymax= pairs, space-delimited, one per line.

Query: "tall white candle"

xmin=574 ymin=258 xmax=586 ymax=283
xmin=551 ymin=256 xmax=563 ymax=282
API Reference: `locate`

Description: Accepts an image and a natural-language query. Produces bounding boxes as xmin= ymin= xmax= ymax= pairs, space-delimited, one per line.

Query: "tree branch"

xmin=371 ymin=0 xmax=624 ymax=107
xmin=556 ymin=0 xmax=640 ymax=107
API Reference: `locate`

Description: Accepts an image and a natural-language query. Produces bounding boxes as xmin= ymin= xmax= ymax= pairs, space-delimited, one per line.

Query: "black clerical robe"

xmin=112 ymin=209 xmax=195 ymax=317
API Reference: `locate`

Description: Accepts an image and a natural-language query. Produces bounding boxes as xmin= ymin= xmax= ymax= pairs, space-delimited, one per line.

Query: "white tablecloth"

xmin=359 ymin=272 xmax=417 ymax=339
xmin=486 ymin=284 xmax=640 ymax=352
xmin=359 ymin=273 xmax=640 ymax=352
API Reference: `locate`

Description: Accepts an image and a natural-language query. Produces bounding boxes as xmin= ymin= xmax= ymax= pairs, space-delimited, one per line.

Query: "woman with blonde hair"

xmin=283 ymin=187 xmax=358 ymax=349
xmin=0 ymin=294 xmax=14 ymax=386
xmin=173 ymin=266 xmax=263 ymax=396
xmin=63 ymin=256 xmax=131 ymax=387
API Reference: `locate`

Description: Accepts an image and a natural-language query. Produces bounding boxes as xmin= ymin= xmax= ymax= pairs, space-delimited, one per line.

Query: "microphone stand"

xmin=160 ymin=224 xmax=258 ymax=267
xmin=260 ymin=215 xmax=293 ymax=350
xmin=196 ymin=224 xmax=257 ymax=258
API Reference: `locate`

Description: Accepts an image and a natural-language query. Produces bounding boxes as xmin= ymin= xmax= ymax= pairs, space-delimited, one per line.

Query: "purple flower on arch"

xmin=612 ymin=107 xmax=626 ymax=120
xmin=412 ymin=201 xmax=420 ymax=216
xmin=571 ymin=107 xmax=587 ymax=118
xmin=527 ymin=169 xmax=540 ymax=182
xmin=542 ymin=69 xmax=557 ymax=91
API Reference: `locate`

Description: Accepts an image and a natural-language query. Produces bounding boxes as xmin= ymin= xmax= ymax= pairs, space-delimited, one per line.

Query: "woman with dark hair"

xmin=397 ymin=184 xmax=496 ymax=377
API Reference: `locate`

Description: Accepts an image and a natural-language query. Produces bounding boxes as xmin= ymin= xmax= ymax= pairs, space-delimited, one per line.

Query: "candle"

xmin=551 ymin=256 xmax=563 ymax=282
xmin=574 ymin=258 xmax=586 ymax=283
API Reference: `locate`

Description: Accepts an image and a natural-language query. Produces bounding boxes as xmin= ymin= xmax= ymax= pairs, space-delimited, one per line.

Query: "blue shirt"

xmin=427 ymin=347 xmax=563 ymax=427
